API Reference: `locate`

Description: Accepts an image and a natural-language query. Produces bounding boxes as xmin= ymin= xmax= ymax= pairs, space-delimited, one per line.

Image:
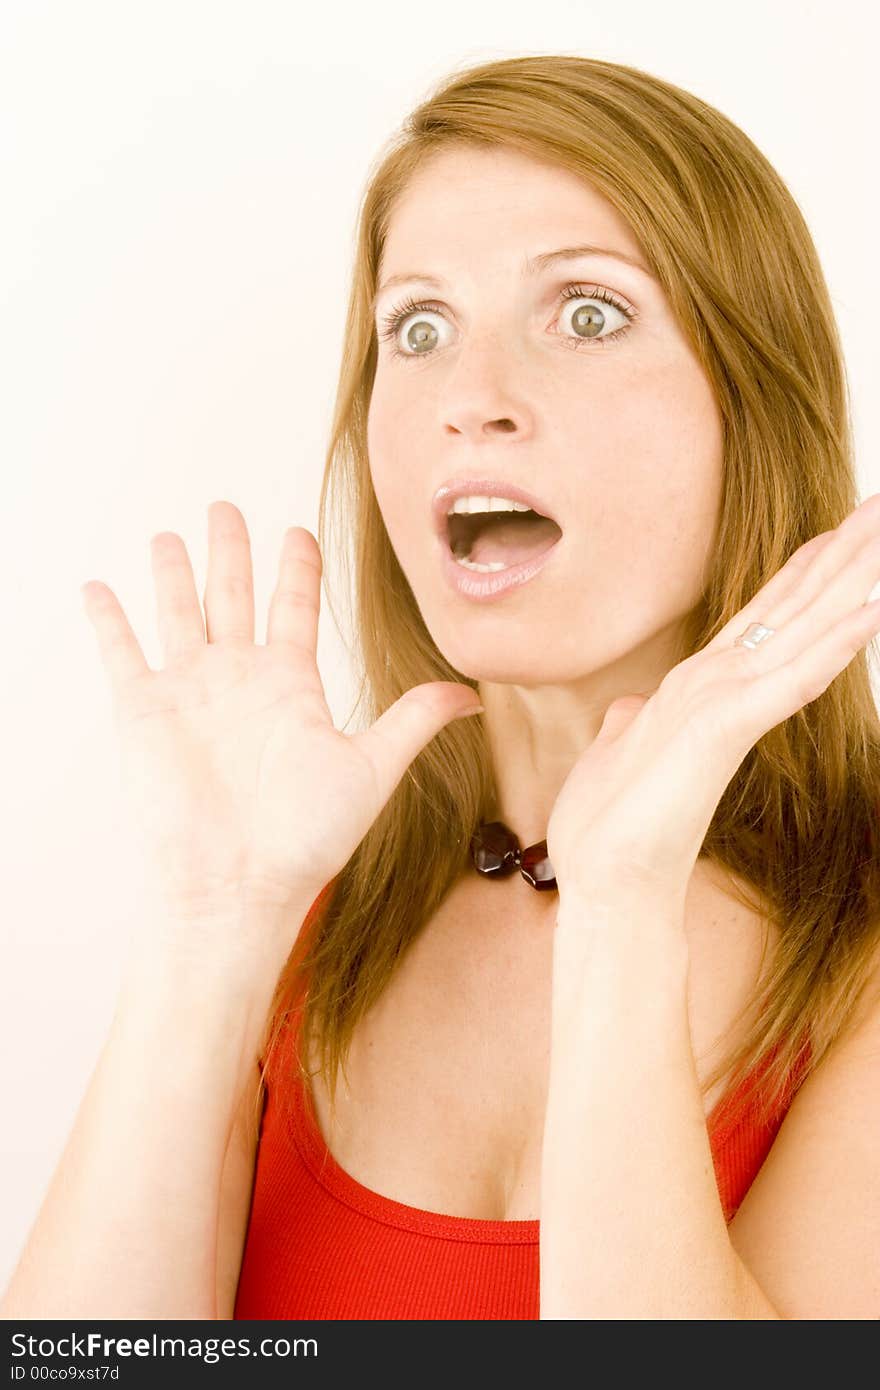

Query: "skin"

xmin=367 ymin=143 xmax=724 ymax=852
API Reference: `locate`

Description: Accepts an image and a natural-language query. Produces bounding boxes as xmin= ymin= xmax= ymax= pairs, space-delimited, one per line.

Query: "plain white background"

xmin=1 ymin=0 xmax=877 ymax=1289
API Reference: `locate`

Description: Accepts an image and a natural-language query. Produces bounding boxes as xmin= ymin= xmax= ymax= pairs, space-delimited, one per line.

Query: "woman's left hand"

xmin=546 ymin=495 xmax=880 ymax=903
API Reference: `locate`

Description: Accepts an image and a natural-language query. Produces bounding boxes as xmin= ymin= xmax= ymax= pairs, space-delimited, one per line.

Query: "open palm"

xmin=82 ymin=501 xmax=483 ymax=940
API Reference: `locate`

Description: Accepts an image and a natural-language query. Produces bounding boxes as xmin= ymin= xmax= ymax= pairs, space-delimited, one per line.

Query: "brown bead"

xmin=519 ymin=839 xmax=556 ymax=891
xmin=470 ymin=820 xmax=557 ymax=892
xmin=469 ymin=820 xmax=520 ymax=876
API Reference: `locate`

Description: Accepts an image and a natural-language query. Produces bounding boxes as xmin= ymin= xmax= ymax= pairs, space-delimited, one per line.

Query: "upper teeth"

xmin=447 ymin=496 xmax=534 ymax=516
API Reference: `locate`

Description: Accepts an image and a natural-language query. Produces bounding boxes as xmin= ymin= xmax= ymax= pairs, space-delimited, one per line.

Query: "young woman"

xmin=4 ymin=54 xmax=879 ymax=1321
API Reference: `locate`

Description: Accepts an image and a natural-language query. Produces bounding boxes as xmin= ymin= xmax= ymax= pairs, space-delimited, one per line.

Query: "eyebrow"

xmin=372 ymin=243 xmax=653 ymax=312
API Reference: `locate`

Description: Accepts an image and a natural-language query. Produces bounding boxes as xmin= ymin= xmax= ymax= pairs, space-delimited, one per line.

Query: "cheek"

xmin=366 ymin=395 xmax=419 ymax=550
xmin=571 ymin=363 xmax=722 ymax=598
xmin=584 ymin=359 xmax=721 ymax=487
xmin=366 ymin=396 xmax=397 ymax=505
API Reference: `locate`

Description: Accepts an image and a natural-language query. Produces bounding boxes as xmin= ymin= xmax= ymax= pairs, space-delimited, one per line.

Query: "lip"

xmin=437 ymin=526 xmax=563 ymax=603
xmin=431 ymin=477 xmax=561 ymax=545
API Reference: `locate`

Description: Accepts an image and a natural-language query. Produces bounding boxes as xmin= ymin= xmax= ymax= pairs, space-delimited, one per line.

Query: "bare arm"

xmin=23 ymin=500 xmax=476 ymax=1321
xmin=215 ymin=1063 xmax=264 ymax=1319
xmin=0 ymin=909 xmax=298 ymax=1322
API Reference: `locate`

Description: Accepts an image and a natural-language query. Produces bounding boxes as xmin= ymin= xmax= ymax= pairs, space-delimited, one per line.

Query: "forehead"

xmin=379 ymin=144 xmax=645 ymax=276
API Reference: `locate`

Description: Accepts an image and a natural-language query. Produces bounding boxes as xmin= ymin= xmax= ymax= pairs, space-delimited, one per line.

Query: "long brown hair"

xmin=254 ymin=53 xmax=880 ymax=1141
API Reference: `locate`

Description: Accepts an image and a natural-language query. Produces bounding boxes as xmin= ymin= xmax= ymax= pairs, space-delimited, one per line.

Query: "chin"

xmin=426 ymin=634 xmax=582 ymax=687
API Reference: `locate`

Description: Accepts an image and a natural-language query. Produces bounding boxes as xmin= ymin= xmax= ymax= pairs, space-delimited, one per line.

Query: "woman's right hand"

xmin=81 ymin=500 xmax=483 ymax=958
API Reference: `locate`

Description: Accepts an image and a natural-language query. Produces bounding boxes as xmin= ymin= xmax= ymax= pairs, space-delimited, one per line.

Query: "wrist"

xmin=109 ymin=951 xmax=274 ymax=1110
xmin=119 ymin=896 xmax=306 ymax=1001
xmin=552 ymin=881 xmax=690 ymax=974
xmin=550 ymin=892 xmax=690 ymax=1052
xmin=555 ymin=872 xmax=689 ymax=932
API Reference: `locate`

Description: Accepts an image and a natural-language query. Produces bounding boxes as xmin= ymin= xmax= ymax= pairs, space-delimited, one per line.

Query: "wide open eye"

xmin=557 ymin=288 xmax=632 ymax=344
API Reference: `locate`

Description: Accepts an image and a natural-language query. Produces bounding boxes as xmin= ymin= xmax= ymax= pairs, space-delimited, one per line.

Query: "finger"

xmin=763 ymin=496 xmax=880 ymax=634
xmin=150 ymin=532 xmax=206 ymax=665
xmin=80 ymin=580 xmax=151 ymax=697
xmin=704 ymin=492 xmax=880 ymax=658
xmin=739 ymin=589 xmax=880 ymax=736
xmin=598 ymin=693 xmax=651 ymax=743
xmin=713 ymin=532 xmax=880 ymax=752
xmin=737 ymin=530 xmax=880 ymax=674
xmin=702 ymin=531 xmax=836 ymax=656
xmin=266 ymin=526 xmax=322 ymax=654
xmin=203 ymin=500 xmax=255 ymax=645
xmin=352 ymin=683 xmax=483 ymax=812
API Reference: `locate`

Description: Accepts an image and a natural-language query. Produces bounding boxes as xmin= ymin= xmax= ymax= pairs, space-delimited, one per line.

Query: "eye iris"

xmin=571 ymin=302 xmax=604 ymax=339
xmin=407 ymin=320 xmax=437 ymax=353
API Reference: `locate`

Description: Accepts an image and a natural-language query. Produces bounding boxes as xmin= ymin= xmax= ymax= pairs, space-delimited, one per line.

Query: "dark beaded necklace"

xmin=469 ymin=819 xmax=557 ymax=892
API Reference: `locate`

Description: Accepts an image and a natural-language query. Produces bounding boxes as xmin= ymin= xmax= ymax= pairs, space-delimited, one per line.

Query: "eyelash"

xmin=377 ymin=283 xmax=637 ymax=361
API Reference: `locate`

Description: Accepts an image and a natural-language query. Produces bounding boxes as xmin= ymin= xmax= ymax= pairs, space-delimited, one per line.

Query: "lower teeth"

xmin=454 ymin=555 xmax=510 ymax=572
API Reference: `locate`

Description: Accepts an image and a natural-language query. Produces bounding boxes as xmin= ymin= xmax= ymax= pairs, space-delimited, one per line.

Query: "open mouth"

xmin=446 ymin=508 xmax=563 ymax=570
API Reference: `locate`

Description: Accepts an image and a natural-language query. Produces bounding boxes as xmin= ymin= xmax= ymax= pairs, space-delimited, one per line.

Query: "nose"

xmin=444 ymin=407 xmax=529 ymax=443
xmin=437 ymin=321 xmax=537 ymax=442
xmin=442 ymin=359 xmax=530 ymax=438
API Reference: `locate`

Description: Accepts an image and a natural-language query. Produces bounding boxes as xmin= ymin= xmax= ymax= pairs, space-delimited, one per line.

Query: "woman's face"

xmin=367 ymin=144 xmax=724 ymax=685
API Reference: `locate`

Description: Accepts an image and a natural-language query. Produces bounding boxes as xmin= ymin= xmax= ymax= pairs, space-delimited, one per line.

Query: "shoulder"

xmin=683 ymin=857 xmax=779 ymax=1039
xmin=686 ymin=856 xmax=779 ymax=950
xmin=725 ymin=927 xmax=880 ymax=1318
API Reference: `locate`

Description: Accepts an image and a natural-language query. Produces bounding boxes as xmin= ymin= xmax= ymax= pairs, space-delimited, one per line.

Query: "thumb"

xmin=352 ymin=682 xmax=483 ymax=808
xmin=598 ymin=693 xmax=650 ymax=741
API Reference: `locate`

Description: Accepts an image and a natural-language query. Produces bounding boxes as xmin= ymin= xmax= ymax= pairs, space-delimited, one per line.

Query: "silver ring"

xmin=734 ymin=622 xmax=776 ymax=650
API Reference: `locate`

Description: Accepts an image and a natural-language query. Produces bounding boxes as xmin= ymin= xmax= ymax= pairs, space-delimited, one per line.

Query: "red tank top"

xmin=234 ymin=883 xmax=808 ymax=1320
